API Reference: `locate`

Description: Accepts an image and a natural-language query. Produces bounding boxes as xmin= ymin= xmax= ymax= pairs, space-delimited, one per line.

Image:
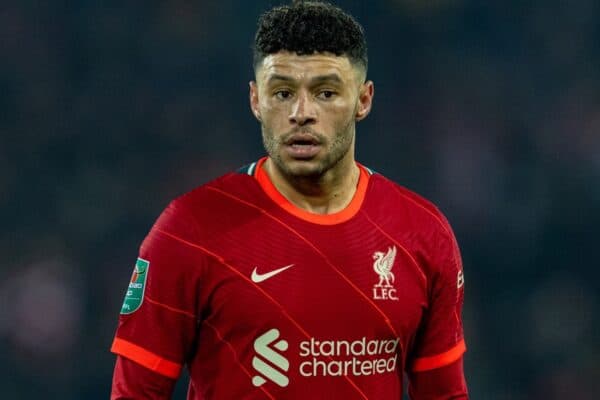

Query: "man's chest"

xmin=198 ymin=218 xmax=428 ymax=345
xmin=185 ymin=209 xmax=432 ymax=397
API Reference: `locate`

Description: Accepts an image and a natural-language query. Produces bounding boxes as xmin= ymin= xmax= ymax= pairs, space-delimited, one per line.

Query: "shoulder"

xmin=174 ymin=167 xmax=257 ymax=210
xmin=153 ymin=164 xmax=266 ymax=240
xmin=366 ymin=171 xmax=455 ymax=237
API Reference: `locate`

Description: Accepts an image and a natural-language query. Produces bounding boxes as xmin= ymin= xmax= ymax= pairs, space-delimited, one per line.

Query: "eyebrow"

xmin=309 ymin=74 xmax=343 ymax=84
xmin=266 ymin=73 xmax=343 ymax=85
xmin=267 ymin=74 xmax=295 ymax=84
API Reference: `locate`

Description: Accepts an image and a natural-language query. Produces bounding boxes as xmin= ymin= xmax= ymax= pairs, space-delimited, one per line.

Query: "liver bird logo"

xmin=373 ymin=246 xmax=397 ymax=288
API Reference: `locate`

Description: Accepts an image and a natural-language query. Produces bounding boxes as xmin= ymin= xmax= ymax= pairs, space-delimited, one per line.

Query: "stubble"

xmin=261 ymin=116 xmax=356 ymax=180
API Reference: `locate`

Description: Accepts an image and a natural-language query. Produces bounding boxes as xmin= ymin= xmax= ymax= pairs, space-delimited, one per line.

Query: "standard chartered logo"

xmin=252 ymin=329 xmax=289 ymax=387
xmin=251 ymin=329 xmax=400 ymax=388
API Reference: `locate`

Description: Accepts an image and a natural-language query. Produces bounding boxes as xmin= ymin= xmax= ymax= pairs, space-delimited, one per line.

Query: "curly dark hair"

xmin=253 ymin=1 xmax=367 ymax=73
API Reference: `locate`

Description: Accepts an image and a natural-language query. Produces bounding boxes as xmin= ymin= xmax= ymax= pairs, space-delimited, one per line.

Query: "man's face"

xmin=250 ymin=51 xmax=373 ymax=178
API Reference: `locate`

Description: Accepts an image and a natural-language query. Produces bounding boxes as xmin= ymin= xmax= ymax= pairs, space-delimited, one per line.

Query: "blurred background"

xmin=1 ymin=0 xmax=598 ymax=398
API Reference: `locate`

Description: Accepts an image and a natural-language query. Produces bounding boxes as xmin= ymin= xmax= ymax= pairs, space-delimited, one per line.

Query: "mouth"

xmin=284 ymin=133 xmax=320 ymax=146
xmin=283 ymin=133 xmax=321 ymax=159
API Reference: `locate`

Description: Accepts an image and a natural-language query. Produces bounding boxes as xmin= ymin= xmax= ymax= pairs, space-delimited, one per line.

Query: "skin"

xmin=249 ymin=51 xmax=374 ymax=214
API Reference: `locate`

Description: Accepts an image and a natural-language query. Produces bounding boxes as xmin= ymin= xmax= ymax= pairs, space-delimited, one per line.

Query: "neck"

xmin=263 ymin=156 xmax=361 ymax=215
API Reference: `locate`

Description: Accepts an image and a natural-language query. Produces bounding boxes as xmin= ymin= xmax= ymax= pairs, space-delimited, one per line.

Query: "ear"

xmin=249 ymin=81 xmax=261 ymax=121
xmin=355 ymin=80 xmax=374 ymax=121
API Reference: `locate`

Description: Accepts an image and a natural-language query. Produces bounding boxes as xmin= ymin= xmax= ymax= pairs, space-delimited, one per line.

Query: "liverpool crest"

xmin=372 ymin=246 xmax=398 ymax=301
xmin=120 ymin=258 xmax=150 ymax=314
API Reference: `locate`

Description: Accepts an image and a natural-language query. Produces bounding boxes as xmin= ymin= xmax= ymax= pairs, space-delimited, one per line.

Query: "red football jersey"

xmin=111 ymin=157 xmax=467 ymax=399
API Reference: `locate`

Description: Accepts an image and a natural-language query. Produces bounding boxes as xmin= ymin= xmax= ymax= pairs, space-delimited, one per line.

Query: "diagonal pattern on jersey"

xmin=154 ymin=227 xmax=369 ymax=399
xmin=206 ymin=185 xmax=399 ymax=339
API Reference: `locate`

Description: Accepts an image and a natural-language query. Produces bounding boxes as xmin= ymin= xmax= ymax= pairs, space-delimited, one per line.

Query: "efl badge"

xmin=120 ymin=258 xmax=150 ymax=314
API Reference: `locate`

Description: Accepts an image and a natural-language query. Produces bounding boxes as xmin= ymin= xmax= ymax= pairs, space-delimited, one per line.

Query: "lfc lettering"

xmin=372 ymin=286 xmax=398 ymax=300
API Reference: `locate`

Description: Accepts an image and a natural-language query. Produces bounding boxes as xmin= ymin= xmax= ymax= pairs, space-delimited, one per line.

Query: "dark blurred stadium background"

xmin=1 ymin=1 xmax=598 ymax=399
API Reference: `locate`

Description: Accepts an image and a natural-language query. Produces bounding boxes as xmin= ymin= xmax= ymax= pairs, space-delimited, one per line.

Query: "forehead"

xmin=257 ymin=51 xmax=356 ymax=83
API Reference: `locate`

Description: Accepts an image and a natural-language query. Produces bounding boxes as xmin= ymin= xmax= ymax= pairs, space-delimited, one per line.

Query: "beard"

xmin=261 ymin=118 xmax=356 ymax=179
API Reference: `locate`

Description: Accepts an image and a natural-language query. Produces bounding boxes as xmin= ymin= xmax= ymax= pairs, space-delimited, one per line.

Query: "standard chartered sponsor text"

xmin=299 ymin=337 xmax=399 ymax=377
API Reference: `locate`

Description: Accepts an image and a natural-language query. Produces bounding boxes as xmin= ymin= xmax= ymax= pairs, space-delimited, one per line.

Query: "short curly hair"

xmin=253 ymin=1 xmax=368 ymax=74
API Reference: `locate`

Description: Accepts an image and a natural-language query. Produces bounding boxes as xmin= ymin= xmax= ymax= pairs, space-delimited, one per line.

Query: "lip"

xmin=282 ymin=132 xmax=322 ymax=159
xmin=283 ymin=132 xmax=320 ymax=146
xmin=284 ymin=142 xmax=321 ymax=159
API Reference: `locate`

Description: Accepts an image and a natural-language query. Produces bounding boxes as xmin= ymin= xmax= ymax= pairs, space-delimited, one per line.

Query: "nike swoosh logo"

xmin=251 ymin=264 xmax=294 ymax=283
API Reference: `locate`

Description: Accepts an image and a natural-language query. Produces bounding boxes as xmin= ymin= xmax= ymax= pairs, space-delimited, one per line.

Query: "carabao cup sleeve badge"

xmin=120 ymin=258 xmax=150 ymax=314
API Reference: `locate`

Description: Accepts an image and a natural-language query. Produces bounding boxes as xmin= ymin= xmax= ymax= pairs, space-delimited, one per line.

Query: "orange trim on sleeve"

xmin=254 ymin=157 xmax=370 ymax=225
xmin=111 ymin=337 xmax=182 ymax=379
xmin=411 ymin=339 xmax=466 ymax=372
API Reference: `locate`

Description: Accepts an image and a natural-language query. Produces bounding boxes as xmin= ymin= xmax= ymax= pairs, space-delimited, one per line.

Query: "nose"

xmin=289 ymin=91 xmax=316 ymax=126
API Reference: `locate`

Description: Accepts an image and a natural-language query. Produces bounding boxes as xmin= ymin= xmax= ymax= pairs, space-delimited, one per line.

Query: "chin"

xmin=276 ymin=156 xmax=325 ymax=177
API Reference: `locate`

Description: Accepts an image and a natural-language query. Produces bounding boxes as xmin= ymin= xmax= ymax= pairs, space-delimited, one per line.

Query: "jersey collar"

xmin=253 ymin=156 xmax=370 ymax=225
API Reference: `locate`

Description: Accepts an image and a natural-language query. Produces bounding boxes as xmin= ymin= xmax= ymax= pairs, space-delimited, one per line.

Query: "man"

xmin=111 ymin=1 xmax=468 ymax=399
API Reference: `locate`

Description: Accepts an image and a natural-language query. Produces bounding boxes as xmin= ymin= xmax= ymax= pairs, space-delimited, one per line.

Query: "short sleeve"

xmin=409 ymin=221 xmax=466 ymax=372
xmin=111 ymin=201 xmax=204 ymax=379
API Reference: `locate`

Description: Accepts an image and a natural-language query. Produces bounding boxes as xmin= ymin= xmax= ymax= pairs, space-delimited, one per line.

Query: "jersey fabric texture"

xmin=111 ymin=157 xmax=467 ymax=399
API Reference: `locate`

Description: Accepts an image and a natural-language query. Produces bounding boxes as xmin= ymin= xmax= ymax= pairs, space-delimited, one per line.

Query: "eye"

xmin=317 ymin=90 xmax=336 ymax=100
xmin=275 ymin=90 xmax=292 ymax=100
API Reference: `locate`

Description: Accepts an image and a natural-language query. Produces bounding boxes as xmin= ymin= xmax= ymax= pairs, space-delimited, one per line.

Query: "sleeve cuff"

xmin=411 ymin=339 xmax=466 ymax=372
xmin=111 ymin=337 xmax=182 ymax=379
